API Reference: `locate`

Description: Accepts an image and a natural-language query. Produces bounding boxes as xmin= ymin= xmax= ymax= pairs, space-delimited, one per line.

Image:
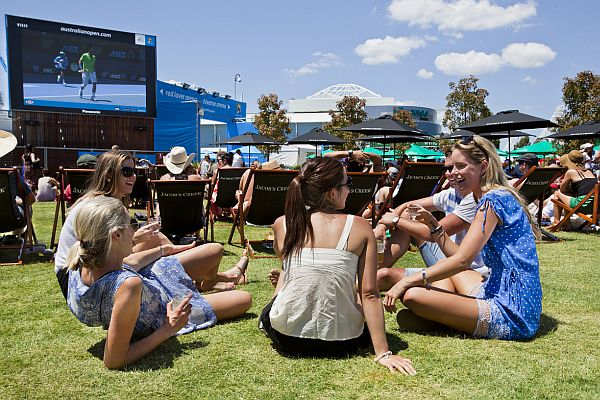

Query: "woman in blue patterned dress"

xmin=65 ymin=196 xmax=252 ymax=369
xmin=383 ymin=135 xmax=542 ymax=340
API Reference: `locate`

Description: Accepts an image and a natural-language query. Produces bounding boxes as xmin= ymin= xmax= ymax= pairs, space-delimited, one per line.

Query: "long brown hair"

xmin=453 ymin=136 xmax=540 ymax=239
xmin=77 ymin=150 xmax=134 ymax=205
xmin=282 ymin=157 xmax=345 ymax=259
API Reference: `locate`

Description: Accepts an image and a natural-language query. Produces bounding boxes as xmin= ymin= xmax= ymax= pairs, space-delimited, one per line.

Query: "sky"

xmin=1 ymin=0 xmax=598 ymax=134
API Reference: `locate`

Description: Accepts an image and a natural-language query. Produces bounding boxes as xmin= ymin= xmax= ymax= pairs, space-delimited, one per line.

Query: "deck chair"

xmin=205 ymin=167 xmax=249 ymax=242
xmin=50 ymin=168 xmax=94 ymax=249
xmin=150 ymin=179 xmax=210 ymax=243
xmin=228 ymin=169 xmax=298 ymax=248
xmin=549 ymin=182 xmax=599 ymax=232
xmin=130 ymin=166 xmax=152 ymax=209
xmin=512 ymin=166 xmax=566 ymax=226
xmin=342 ymin=171 xmax=386 ymax=216
xmin=0 ymin=168 xmax=33 ymax=265
xmin=376 ymin=162 xmax=446 ymax=222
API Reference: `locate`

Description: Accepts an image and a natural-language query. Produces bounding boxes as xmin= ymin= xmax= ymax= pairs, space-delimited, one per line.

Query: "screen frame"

xmin=6 ymin=15 xmax=157 ymax=118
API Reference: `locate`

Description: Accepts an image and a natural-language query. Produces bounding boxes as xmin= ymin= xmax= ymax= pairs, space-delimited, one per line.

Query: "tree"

xmin=442 ymin=75 xmax=492 ymax=132
xmin=553 ymin=71 xmax=600 ymax=154
xmin=392 ymin=108 xmax=416 ymax=128
xmin=515 ymin=136 xmax=531 ymax=149
xmin=323 ymin=96 xmax=367 ymax=150
xmin=253 ymin=94 xmax=290 ymax=154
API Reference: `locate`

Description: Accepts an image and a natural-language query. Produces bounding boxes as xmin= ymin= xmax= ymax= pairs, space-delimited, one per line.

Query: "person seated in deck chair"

xmin=324 ymin=149 xmax=384 ymax=172
xmin=0 ymin=130 xmax=36 ymax=228
xmin=209 ymin=152 xmax=235 ymax=220
xmin=55 ymin=151 xmax=250 ymax=301
xmin=160 ymin=147 xmax=202 ymax=181
xmin=232 ymin=159 xmax=281 ymax=219
xmin=375 ymin=150 xmax=488 ymax=296
xmin=362 ymin=166 xmax=400 ymax=219
xmin=549 ymin=150 xmax=597 ymax=230
xmin=509 ymin=153 xmax=539 ymax=188
xmin=65 ymin=196 xmax=252 ymax=369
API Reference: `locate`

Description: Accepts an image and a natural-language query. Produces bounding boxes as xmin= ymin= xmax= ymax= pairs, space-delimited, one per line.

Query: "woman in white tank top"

xmin=259 ymin=158 xmax=415 ymax=375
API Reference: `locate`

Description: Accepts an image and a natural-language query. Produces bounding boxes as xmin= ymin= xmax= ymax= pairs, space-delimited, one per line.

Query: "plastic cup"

xmin=376 ymin=238 xmax=385 ymax=267
xmin=407 ymin=205 xmax=419 ymax=221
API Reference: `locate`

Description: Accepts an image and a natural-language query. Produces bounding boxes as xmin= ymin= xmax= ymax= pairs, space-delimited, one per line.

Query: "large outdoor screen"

xmin=6 ymin=15 xmax=156 ymax=117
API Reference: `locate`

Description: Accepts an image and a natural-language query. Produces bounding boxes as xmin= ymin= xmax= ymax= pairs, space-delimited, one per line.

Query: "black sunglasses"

xmin=460 ymin=137 xmax=488 ymax=158
xmin=337 ymin=175 xmax=353 ymax=188
xmin=442 ymin=165 xmax=453 ymax=172
xmin=121 ymin=166 xmax=136 ymax=177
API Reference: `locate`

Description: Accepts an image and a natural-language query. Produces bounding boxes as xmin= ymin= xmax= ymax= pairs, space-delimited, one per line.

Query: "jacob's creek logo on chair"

xmin=350 ymin=188 xmax=372 ymax=194
xmin=255 ymin=185 xmax=288 ymax=192
xmin=72 ymin=187 xmax=86 ymax=195
xmin=526 ymin=181 xmax=549 ymax=186
xmin=405 ymin=175 xmax=441 ymax=180
xmin=160 ymin=191 xmax=204 ymax=198
xmin=0 ymin=187 xmax=6 ymax=194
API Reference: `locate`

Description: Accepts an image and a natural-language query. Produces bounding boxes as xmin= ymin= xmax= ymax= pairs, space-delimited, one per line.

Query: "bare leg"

xmin=449 ymin=270 xmax=484 ymax=296
xmin=176 ymin=243 xmax=223 ymax=288
xmin=401 ymin=287 xmax=479 ymax=334
xmin=552 ymin=191 xmax=573 ymax=222
xmin=204 ymin=290 xmax=252 ymax=321
xmin=376 ymin=267 xmax=406 ymax=291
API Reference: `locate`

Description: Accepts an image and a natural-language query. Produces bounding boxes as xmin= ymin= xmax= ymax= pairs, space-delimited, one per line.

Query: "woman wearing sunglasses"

xmin=66 ymin=196 xmax=251 ymax=369
xmin=383 ymin=136 xmax=542 ymax=341
xmin=55 ymin=151 xmax=251 ymax=299
xmin=260 ymin=158 xmax=415 ymax=375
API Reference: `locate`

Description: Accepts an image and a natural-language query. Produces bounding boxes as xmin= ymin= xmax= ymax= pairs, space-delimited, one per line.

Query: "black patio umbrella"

xmin=445 ymin=129 xmax=534 ymax=140
xmin=546 ymin=121 xmax=600 ymax=140
xmin=221 ymin=132 xmax=282 ymax=166
xmin=459 ymin=110 xmax=559 ymax=160
xmin=286 ymin=127 xmax=345 ymax=156
xmin=357 ymin=134 xmax=435 ymax=160
xmin=340 ymin=115 xmax=430 ymax=156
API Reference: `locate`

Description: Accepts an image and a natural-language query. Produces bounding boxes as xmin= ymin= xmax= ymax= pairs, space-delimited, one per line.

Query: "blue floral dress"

xmin=474 ymin=190 xmax=542 ymax=340
xmin=67 ymin=256 xmax=217 ymax=339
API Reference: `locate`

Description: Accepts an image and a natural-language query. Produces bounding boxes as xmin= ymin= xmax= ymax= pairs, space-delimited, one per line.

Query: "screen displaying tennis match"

xmin=6 ymin=15 xmax=157 ymax=117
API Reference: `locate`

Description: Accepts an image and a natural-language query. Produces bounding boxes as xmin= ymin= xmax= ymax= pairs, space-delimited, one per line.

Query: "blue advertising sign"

xmin=156 ymin=80 xmax=246 ymax=123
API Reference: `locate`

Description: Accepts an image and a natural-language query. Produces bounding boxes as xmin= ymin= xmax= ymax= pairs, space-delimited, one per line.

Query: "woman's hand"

xmin=378 ymin=354 xmax=417 ymax=375
xmin=163 ymin=293 xmax=192 ymax=336
xmin=383 ymin=278 xmax=412 ymax=312
xmin=132 ymin=222 xmax=161 ymax=244
xmin=378 ymin=211 xmax=399 ymax=229
xmin=161 ymin=242 xmax=195 ymax=257
xmin=415 ymin=207 xmax=437 ymax=229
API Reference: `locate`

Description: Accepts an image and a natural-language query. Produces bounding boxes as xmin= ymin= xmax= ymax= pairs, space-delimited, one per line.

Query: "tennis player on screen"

xmin=78 ymin=49 xmax=97 ymax=101
xmin=53 ymin=51 xmax=69 ymax=85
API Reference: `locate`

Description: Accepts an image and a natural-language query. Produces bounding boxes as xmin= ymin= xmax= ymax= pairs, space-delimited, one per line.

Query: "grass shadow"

xmin=216 ymin=312 xmax=258 ymax=326
xmin=87 ymin=336 xmax=208 ymax=371
xmin=533 ymin=313 xmax=560 ymax=338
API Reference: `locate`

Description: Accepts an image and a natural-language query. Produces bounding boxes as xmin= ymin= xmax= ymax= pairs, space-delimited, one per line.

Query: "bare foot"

xmin=197 ymin=280 xmax=235 ymax=292
xmin=222 ymin=252 xmax=250 ymax=285
xmin=268 ymin=269 xmax=280 ymax=287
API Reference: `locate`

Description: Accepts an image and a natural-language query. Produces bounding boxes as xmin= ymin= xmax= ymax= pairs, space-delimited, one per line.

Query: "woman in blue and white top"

xmin=384 ymin=135 xmax=542 ymax=340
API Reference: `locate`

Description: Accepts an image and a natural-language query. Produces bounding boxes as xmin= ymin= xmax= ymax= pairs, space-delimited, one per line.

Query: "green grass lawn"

xmin=0 ymin=202 xmax=599 ymax=399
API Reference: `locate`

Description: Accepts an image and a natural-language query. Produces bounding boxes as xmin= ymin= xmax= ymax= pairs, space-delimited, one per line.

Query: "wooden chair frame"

xmin=512 ymin=166 xmax=566 ymax=226
xmin=50 ymin=167 xmax=94 ymax=249
xmin=549 ymin=183 xmax=599 ymax=232
xmin=228 ymin=169 xmax=298 ymax=253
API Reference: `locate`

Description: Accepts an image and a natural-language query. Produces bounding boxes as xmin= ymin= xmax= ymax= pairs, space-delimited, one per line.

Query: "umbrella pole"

xmin=248 ymin=145 xmax=251 ymax=166
xmin=315 ymin=144 xmax=318 ymax=157
xmin=508 ymin=130 xmax=511 ymax=163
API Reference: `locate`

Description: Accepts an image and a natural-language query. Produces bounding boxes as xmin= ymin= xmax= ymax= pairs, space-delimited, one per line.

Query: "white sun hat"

xmin=0 ymin=130 xmax=17 ymax=159
xmin=164 ymin=146 xmax=195 ymax=174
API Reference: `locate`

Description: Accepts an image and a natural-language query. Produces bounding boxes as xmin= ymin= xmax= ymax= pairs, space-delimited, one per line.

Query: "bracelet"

xmin=430 ymin=224 xmax=444 ymax=236
xmin=374 ymin=350 xmax=393 ymax=363
xmin=159 ymin=245 xmax=164 ymax=258
xmin=421 ymin=268 xmax=428 ymax=286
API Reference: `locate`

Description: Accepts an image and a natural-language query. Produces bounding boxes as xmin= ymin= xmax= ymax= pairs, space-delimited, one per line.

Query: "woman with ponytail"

xmin=66 ymin=196 xmax=251 ymax=369
xmin=383 ymin=135 xmax=543 ymax=340
xmin=259 ymin=157 xmax=415 ymax=375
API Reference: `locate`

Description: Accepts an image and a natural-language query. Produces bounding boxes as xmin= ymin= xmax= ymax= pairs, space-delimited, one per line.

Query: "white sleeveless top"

xmin=269 ymin=215 xmax=364 ymax=341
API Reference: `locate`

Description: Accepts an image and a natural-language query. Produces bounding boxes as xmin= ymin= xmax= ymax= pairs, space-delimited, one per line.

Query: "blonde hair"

xmin=66 ymin=196 xmax=130 ymax=270
xmin=452 ymin=135 xmax=540 ymax=239
xmin=77 ymin=150 xmax=134 ymax=205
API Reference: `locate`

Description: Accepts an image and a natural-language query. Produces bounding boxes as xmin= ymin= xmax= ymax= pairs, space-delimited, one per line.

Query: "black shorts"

xmin=259 ymin=296 xmax=371 ymax=358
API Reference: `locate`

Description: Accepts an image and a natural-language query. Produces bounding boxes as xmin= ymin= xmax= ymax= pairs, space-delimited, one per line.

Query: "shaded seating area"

xmin=549 ymin=182 xmax=599 ymax=232
xmin=513 ymin=166 xmax=566 ymax=224
xmin=206 ymin=167 xmax=248 ymax=242
xmin=228 ymin=169 xmax=298 ymax=246
xmin=50 ymin=168 xmax=94 ymax=249
xmin=0 ymin=168 xmax=33 ymax=264
xmin=130 ymin=165 xmax=154 ymax=209
xmin=150 ymin=179 xmax=210 ymax=243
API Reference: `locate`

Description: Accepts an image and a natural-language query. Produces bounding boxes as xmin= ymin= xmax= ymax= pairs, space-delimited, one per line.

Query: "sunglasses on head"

xmin=121 ymin=166 xmax=135 ymax=177
xmin=460 ymin=136 xmax=488 ymax=158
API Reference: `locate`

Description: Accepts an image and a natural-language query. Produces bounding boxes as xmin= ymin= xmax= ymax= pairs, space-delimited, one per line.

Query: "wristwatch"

xmin=392 ymin=216 xmax=400 ymax=226
xmin=348 ymin=150 xmax=354 ymax=159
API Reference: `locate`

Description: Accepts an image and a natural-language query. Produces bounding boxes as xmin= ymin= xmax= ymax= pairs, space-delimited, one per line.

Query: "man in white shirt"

xmin=199 ymin=155 xmax=211 ymax=177
xmin=232 ymin=149 xmax=244 ymax=167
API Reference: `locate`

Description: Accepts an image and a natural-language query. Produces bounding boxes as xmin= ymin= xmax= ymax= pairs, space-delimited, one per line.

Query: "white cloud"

xmin=435 ymin=50 xmax=503 ymax=75
xmin=417 ymin=68 xmax=434 ymax=79
xmin=354 ymin=36 xmax=427 ymax=65
xmin=284 ymin=51 xmax=342 ymax=78
xmin=501 ymin=42 xmax=556 ymax=68
xmin=435 ymin=42 xmax=556 ymax=76
xmin=522 ymin=75 xmax=536 ymax=84
xmin=388 ymin=0 xmax=537 ymax=35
